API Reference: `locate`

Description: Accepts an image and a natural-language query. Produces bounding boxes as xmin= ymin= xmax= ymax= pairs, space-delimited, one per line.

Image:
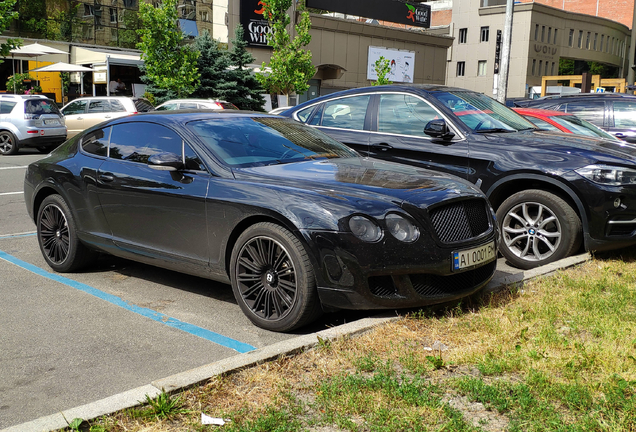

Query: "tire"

xmin=230 ymin=222 xmax=322 ymax=332
xmin=0 ymin=131 xmax=19 ymax=155
xmin=37 ymin=194 xmax=97 ymax=272
xmin=496 ymin=190 xmax=582 ymax=270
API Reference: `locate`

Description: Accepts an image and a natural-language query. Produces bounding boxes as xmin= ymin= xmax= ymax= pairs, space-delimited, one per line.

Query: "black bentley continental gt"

xmin=24 ymin=111 xmax=498 ymax=331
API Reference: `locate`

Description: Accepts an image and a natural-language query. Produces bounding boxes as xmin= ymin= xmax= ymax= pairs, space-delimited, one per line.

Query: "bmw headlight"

xmin=349 ymin=216 xmax=382 ymax=242
xmin=386 ymin=214 xmax=420 ymax=243
xmin=575 ymin=164 xmax=636 ymax=186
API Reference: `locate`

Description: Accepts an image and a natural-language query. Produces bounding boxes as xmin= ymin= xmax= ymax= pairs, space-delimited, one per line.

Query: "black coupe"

xmin=24 ymin=112 xmax=498 ymax=331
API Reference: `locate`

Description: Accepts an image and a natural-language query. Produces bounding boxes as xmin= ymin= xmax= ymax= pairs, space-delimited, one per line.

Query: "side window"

xmin=0 ymin=101 xmax=17 ymax=114
xmin=309 ymin=104 xmax=324 ymax=126
xmin=524 ymin=117 xmax=560 ymax=131
xmin=613 ymin=101 xmax=636 ymax=128
xmin=378 ymin=94 xmax=441 ymax=137
xmin=320 ymin=95 xmax=370 ymax=130
xmin=155 ymin=103 xmax=177 ymax=111
xmin=87 ymin=99 xmax=109 ymax=113
xmin=109 ymin=122 xmax=182 ymax=164
xmin=110 ymin=100 xmax=126 ymax=112
xmin=82 ymin=127 xmax=111 ymax=156
xmin=563 ymin=102 xmax=605 ymax=126
xmin=185 ymin=144 xmax=206 ymax=171
xmin=180 ymin=102 xmax=198 ymax=109
xmin=296 ymin=105 xmax=315 ymax=123
xmin=62 ymin=100 xmax=87 ymax=115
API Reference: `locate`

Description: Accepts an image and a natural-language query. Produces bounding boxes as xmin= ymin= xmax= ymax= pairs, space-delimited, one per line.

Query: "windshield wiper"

xmin=474 ymin=128 xmax=515 ymax=133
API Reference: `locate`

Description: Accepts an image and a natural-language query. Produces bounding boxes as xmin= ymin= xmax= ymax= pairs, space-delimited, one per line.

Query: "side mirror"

xmin=148 ymin=152 xmax=184 ymax=171
xmin=424 ymin=119 xmax=455 ymax=140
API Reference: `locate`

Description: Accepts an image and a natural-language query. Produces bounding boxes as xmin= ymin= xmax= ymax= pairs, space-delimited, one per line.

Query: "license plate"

xmin=44 ymin=119 xmax=59 ymax=125
xmin=453 ymin=241 xmax=496 ymax=271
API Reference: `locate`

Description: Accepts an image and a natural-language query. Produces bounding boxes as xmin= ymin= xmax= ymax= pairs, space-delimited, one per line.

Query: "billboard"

xmin=306 ymin=0 xmax=431 ymax=28
xmin=240 ymin=0 xmax=273 ymax=48
xmin=367 ymin=46 xmax=415 ymax=83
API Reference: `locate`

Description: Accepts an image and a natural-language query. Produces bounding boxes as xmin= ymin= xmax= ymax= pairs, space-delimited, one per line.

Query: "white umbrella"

xmin=21 ymin=43 xmax=68 ymax=55
xmin=8 ymin=44 xmax=68 ymax=92
xmin=30 ymin=62 xmax=93 ymax=102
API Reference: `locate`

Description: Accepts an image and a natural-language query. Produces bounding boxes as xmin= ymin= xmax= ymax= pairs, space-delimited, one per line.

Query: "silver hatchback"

xmin=0 ymin=95 xmax=67 ymax=155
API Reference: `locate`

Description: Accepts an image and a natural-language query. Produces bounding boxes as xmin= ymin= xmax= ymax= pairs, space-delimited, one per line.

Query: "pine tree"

xmin=225 ymin=25 xmax=265 ymax=111
xmin=191 ymin=30 xmax=232 ymax=100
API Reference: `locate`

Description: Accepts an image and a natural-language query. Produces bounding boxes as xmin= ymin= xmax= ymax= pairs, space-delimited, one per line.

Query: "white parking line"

xmin=0 ymin=191 xmax=23 ymax=196
xmin=0 ymin=231 xmax=36 ymax=239
xmin=0 ymin=166 xmax=28 ymax=170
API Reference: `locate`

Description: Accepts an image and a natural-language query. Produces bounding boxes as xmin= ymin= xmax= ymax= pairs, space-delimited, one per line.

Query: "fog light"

xmin=614 ymin=198 xmax=621 ymax=208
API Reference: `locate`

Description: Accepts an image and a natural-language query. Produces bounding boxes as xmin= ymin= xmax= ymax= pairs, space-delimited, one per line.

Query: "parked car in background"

xmin=520 ymin=93 xmax=636 ymax=143
xmin=282 ymin=85 xmax=636 ymax=269
xmin=154 ymin=99 xmax=239 ymax=111
xmin=24 ymin=111 xmax=498 ymax=331
xmin=60 ymin=96 xmax=153 ymax=138
xmin=513 ymin=107 xmax=620 ymax=141
xmin=0 ymin=95 xmax=66 ymax=155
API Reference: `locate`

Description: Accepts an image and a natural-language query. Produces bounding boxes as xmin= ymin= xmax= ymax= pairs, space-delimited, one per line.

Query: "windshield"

xmin=432 ymin=91 xmax=537 ymax=133
xmin=187 ymin=116 xmax=358 ymax=167
xmin=551 ymin=115 xmax=619 ymax=141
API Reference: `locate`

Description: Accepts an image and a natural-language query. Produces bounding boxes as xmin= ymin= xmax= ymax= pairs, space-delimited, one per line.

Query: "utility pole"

xmin=496 ymin=0 xmax=514 ymax=103
xmin=628 ymin=0 xmax=636 ymax=94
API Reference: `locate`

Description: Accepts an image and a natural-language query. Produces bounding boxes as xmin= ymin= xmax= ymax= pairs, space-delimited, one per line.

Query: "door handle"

xmin=98 ymin=173 xmax=114 ymax=182
xmin=370 ymin=143 xmax=393 ymax=152
xmin=614 ymin=133 xmax=625 ymax=138
xmin=77 ymin=117 xmax=83 ymax=120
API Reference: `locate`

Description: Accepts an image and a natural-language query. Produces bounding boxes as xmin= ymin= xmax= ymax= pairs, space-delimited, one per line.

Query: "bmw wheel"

xmin=0 ymin=131 xmax=18 ymax=155
xmin=496 ymin=190 xmax=581 ymax=270
xmin=230 ymin=222 xmax=322 ymax=332
xmin=37 ymin=194 xmax=97 ymax=272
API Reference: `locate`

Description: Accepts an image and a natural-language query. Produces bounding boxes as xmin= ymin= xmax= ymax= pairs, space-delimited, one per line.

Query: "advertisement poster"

xmin=240 ymin=0 xmax=273 ymax=48
xmin=367 ymin=46 xmax=415 ymax=83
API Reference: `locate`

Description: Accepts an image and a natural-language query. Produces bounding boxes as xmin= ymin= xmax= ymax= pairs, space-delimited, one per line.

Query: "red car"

xmin=513 ymin=107 xmax=619 ymax=141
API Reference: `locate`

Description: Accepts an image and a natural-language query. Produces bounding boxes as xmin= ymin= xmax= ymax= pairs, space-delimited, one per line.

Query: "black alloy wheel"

xmin=497 ymin=189 xmax=581 ymax=270
xmin=37 ymin=195 xmax=96 ymax=272
xmin=230 ymin=222 xmax=322 ymax=332
xmin=0 ymin=131 xmax=18 ymax=155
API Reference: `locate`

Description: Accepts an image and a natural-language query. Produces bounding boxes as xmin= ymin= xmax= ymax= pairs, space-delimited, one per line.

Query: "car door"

xmin=366 ymin=93 xmax=470 ymax=179
xmin=61 ymin=99 xmax=88 ymax=137
xmin=83 ymin=99 xmax=116 ymax=130
xmin=94 ymin=121 xmax=210 ymax=271
xmin=609 ymin=100 xmax=636 ymax=143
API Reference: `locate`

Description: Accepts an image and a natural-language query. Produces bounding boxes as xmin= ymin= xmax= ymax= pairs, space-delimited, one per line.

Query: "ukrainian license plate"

xmin=44 ymin=119 xmax=59 ymax=125
xmin=453 ymin=241 xmax=496 ymax=271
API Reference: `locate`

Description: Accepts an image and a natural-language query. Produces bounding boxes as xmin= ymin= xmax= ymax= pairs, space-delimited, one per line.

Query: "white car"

xmin=155 ymin=99 xmax=239 ymax=111
xmin=60 ymin=96 xmax=154 ymax=138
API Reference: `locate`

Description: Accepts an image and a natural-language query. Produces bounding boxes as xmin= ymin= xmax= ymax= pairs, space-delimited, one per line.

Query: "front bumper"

xmin=301 ymin=228 xmax=498 ymax=311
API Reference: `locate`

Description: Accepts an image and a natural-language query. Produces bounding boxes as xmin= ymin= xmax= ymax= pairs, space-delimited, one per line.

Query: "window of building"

xmin=538 ymin=60 xmax=543 ymax=76
xmin=532 ymin=59 xmax=536 ymax=76
xmin=600 ymin=35 xmax=604 ymax=52
xmin=568 ymin=29 xmax=574 ymax=47
xmin=199 ymin=10 xmax=209 ymax=22
xmin=535 ymin=24 xmax=539 ymax=41
xmin=459 ymin=28 xmax=467 ymax=44
xmin=84 ymin=4 xmax=94 ymax=16
xmin=586 ymin=32 xmax=591 ymax=49
xmin=457 ymin=61 xmax=465 ymax=76
xmin=593 ymin=33 xmax=598 ymax=50
xmin=551 ymin=62 xmax=555 ymax=76
xmin=481 ymin=26 xmax=489 ymax=42
xmin=553 ymin=29 xmax=558 ymax=44
xmin=544 ymin=61 xmax=549 ymax=76
xmin=547 ymin=27 xmax=552 ymax=44
xmin=110 ymin=8 xmax=117 ymax=23
xmin=578 ymin=30 xmax=583 ymax=48
xmin=110 ymin=28 xmax=117 ymax=41
xmin=122 ymin=0 xmax=137 ymax=7
xmin=541 ymin=26 xmax=545 ymax=42
xmin=478 ymin=60 xmax=487 ymax=76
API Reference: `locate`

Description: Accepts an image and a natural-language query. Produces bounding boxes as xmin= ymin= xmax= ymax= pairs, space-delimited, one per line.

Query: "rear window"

xmin=133 ymin=99 xmax=154 ymax=112
xmin=25 ymin=99 xmax=61 ymax=115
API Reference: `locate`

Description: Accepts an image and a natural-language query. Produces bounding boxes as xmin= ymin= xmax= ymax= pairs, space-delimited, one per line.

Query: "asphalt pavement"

xmin=0 ymin=150 xmax=591 ymax=432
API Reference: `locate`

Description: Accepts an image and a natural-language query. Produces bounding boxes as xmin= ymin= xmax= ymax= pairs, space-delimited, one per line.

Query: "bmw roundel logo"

xmin=528 ymin=228 xmax=536 ymax=235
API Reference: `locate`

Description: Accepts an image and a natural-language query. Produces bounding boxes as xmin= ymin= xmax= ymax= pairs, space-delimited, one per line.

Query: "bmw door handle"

xmin=98 ymin=173 xmax=114 ymax=182
xmin=370 ymin=143 xmax=393 ymax=152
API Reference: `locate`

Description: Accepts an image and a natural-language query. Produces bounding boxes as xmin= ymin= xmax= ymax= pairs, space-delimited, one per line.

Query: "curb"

xmin=2 ymin=253 xmax=591 ymax=432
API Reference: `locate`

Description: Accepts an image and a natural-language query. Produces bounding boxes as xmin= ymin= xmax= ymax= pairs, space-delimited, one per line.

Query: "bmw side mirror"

xmin=424 ymin=119 xmax=455 ymax=141
xmin=148 ymin=152 xmax=184 ymax=171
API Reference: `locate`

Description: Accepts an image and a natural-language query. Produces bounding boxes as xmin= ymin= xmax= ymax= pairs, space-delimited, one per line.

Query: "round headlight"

xmin=349 ymin=216 xmax=382 ymax=242
xmin=386 ymin=214 xmax=420 ymax=243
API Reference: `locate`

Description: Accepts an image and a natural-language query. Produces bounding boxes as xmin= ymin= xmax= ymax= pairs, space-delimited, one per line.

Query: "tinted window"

xmin=563 ymin=101 xmax=604 ymax=126
xmin=378 ymin=94 xmax=441 ymax=137
xmin=155 ymin=103 xmax=177 ymax=111
xmin=296 ymin=105 xmax=315 ymax=123
xmin=110 ymin=100 xmax=126 ymax=112
xmin=109 ymin=122 xmax=182 ymax=163
xmin=82 ymin=127 xmax=111 ymax=156
xmin=309 ymin=104 xmax=324 ymax=126
xmin=187 ymin=116 xmax=358 ymax=167
xmin=63 ymin=100 xmax=87 ymax=115
xmin=551 ymin=115 xmax=617 ymax=139
xmin=185 ymin=144 xmax=205 ymax=171
xmin=320 ymin=95 xmax=370 ymax=130
xmin=0 ymin=101 xmax=16 ymax=114
xmin=613 ymin=101 xmax=636 ymax=128
xmin=133 ymin=99 xmax=154 ymax=112
xmin=180 ymin=102 xmax=198 ymax=109
xmin=524 ymin=117 xmax=560 ymax=131
xmin=87 ymin=100 xmax=109 ymax=113
xmin=217 ymin=102 xmax=238 ymax=110
xmin=25 ymin=99 xmax=61 ymax=115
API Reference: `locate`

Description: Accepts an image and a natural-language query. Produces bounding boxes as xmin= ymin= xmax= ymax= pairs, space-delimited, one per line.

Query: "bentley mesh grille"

xmin=410 ymin=261 xmax=496 ymax=298
xmin=429 ymin=199 xmax=490 ymax=243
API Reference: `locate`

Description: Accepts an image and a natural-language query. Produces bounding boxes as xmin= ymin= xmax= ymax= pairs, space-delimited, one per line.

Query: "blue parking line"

xmin=0 ymin=250 xmax=256 ymax=354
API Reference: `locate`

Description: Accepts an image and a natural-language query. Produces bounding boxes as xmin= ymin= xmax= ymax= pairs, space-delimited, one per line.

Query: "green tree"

xmin=17 ymin=0 xmax=46 ymax=36
xmin=137 ymin=0 xmax=200 ymax=102
xmin=191 ymin=30 xmax=231 ymax=100
xmin=558 ymin=58 xmax=575 ymax=75
xmin=0 ymin=0 xmax=21 ymax=63
xmin=45 ymin=2 xmax=82 ymax=42
xmin=225 ymin=25 xmax=265 ymax=111
xmin=372 ymin=56 xmax=393 ymax=86
xmin=256 ymin=0 xmax=314 ymax=100
xmin=118 ymin=9 xmax=141 ymax=49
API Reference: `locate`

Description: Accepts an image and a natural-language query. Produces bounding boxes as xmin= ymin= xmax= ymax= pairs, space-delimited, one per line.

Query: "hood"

xmin=232 ymin=157 xmax=484 ymax=207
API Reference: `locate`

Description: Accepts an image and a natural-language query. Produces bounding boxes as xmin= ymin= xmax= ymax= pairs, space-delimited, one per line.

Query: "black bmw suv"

xmin=282 ymin=85 xmax=636 ymax=269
